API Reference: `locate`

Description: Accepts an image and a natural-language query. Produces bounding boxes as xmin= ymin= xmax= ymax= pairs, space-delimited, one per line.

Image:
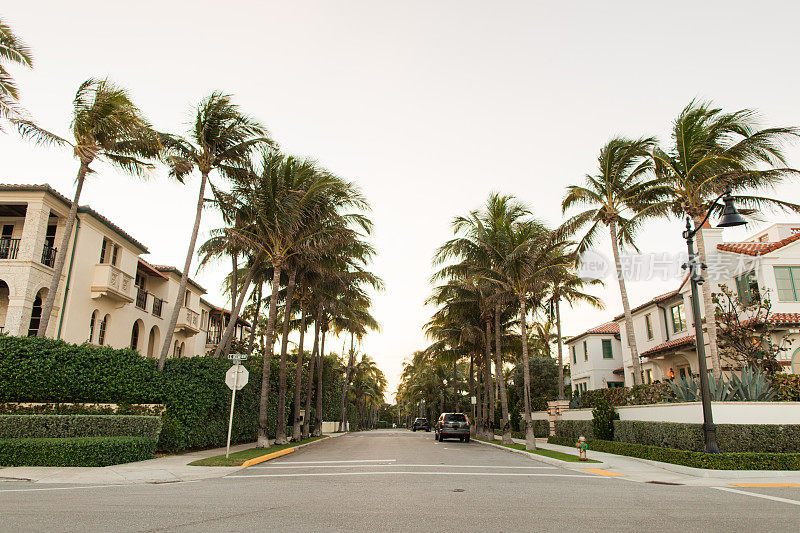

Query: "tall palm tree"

xmin=14 ymin=79 xmax=161 ymax=338
xmin=561 ymin=136 xmax=657 ymax=385
xmin=1 ymin=18 xmax=33 ymax=128
xmin=546 ymin=265 xmax=603 ymax=399
xmin=647 ymin=100 xmax=800 ymax=374
xmin=157 ymin=92 xmax=273 ymax=370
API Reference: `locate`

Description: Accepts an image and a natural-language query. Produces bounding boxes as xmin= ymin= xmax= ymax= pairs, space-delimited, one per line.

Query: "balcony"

xmin=175 ymin=306 xmax=200 ymax=336
xmin=0 ymin=238 xmax=20 ymax=260
xmin=90 ymin=263 xmax=134 ymax=304
xmin=41 ymin=244 xmax=57 ymax=268
xmin=152 ymin=296 xmax=164 ymax=318
xmin=135 ymin=287 xmax=148 ymax=310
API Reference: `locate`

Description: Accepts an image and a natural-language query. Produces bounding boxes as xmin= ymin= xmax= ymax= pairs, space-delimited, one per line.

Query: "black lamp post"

xmin=682 ymin=186 xmax=746 ymax=453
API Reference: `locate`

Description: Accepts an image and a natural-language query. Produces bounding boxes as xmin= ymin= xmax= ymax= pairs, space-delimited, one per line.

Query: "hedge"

xmin=613 ymin=420 xmax=800 ymax=453
xmin=0 ymin=436 xmax=157 ymax=467
xmin=547 ymin=436 xmax=800 ymax=470
xmin=554 ymin=419 xmax=594 ymax=440
xmin=0 ymin=403 xmax=165 ymax=416
xmin=0 ymin=336 xmax=347 ymax=453
xmin=772 ymin=374 xmax=800 ymax=401
xmin=0 ymin=415 xmax=162 ymax=440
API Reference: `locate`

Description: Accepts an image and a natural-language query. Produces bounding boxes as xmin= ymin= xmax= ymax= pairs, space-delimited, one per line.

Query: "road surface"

xmin=2 ymin=429 xmax=799 ymax=531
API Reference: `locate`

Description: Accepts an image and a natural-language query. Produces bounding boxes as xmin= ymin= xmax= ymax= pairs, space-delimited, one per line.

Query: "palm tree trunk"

xmin=302 ymin=317 xmax=319 ymax=439
xmin=469 ymin=353 xmax=475 ymax=437
xmin=452 ymin=359 xmax=458 ymax=412
xmin=495 ymin=304 xmax=511 ymax=444
xmin=38 ymin=162 xmax=88 ymax=338
xmin=158 ymin=170 xmax=208 ymax=370
xmin=212 ymin=251 xmax=264 ymax=358
xmin=555 ymin=298 xmax=565 ymax=400
xmin=224 ymin=251 xmax=238 ymax=358
xmin=275 ymin=268 xmax=297 ymax=445
xmin=609 ymin=220 xmax=643 ymax=385
xmin=246 ymin=283 xmax=262 ymax=355
xmin=292 ymin=303 xmax=307 ymax=441
xmin=475 ymin=363 xmax=483 ymax=436
xmin=338 ymin=333 xmax=355 ymax=432
xmin=313 ymin=325 xmax=326 ymax=437
xmin=257 ymin=265 xmax=283 ymax=447
xmin=483 ymin=319 xmax=492 ymax=439
xmin=518 ymin=297 xmax=536 ymax=450
xmin=693 ymin=220 xmax=721 ymax=377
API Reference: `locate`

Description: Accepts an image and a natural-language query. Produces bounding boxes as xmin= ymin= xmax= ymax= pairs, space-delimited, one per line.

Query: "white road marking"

xmin=712 ymin=486 xmax=800 ymax=507
xmin=269 ymin=459 xmax=396 ymax=465
xmin=228 ymin=472 xmax=600 ymax=479
xmin=249 ymin=464 xmax=557 ymax=469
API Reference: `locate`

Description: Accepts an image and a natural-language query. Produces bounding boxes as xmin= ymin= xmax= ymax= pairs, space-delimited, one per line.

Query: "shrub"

xmin=772 ymin=374 xmax=800 ymax=401
xmin=531 ymin=397 xmax=549 ymax=412
xmin=592 ymin=400 xmax=618 ymax=441
xmin=580 ymin=383 xmax=672 ymax=408
xmin=554 ymin=419 xmax=593 ymax=440
xmin=0 ymin=436 xmax=157 ymax=466
xmin=0 ymin=403 xmax=165 ymax=415
xmin=0 ymin=415 xmax=162 ymax=440
xmin=613 ymin=420 xmax=800 ymax=453
xmin=0 ymin=336 xmax=347 ymax=453
xmin=547 ymin=436 xmax=800 ymax=470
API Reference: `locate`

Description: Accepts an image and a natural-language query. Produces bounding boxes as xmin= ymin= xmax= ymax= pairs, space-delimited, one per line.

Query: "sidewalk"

xmin=492 ymin=435 xmax=800 ymax=486
xmin=0 ymin=434 xmax=345 ymax=485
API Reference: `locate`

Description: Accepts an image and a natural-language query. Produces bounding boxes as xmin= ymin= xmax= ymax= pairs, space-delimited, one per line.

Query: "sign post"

xmin=225 ymin=354 xmax=249 ymax=458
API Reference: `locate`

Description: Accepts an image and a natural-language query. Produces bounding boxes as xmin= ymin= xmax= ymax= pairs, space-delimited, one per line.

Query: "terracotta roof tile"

xmin=717 ymin=232 xmax=800 ymax=256
xmin=640 ymin=336 xmax=695 ymax=357
xmin=567 ymin=322 xmax=620 ymax=344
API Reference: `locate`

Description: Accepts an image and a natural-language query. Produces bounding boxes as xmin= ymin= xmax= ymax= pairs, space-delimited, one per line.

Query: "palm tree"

xmin=157 ymin=92 xmax=273 ymax=370
xmin=0 ymin=18 xmax=33 ymax=128
xmin=561 ymin=136 xmax=657 ymax=385
xmin=546 ymin=265 xmax=603 ymax=399
xmin=648 ymin=100 xmax=800 ymax=375
xmin=14 ymin=79 xmax=161 ymax=338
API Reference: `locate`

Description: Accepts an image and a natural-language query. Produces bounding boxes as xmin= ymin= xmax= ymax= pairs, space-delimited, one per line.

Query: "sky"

xmin=3 ymin=1 xmax=800 ymax=402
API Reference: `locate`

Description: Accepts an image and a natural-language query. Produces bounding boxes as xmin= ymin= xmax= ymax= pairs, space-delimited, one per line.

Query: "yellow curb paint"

xmin=581 ymin=469 xmax=626 ymax=477
xmin=730 ymin=483 xmax=800 ymax=488
xmin=240 ymin=447 xmax=295 ymax=467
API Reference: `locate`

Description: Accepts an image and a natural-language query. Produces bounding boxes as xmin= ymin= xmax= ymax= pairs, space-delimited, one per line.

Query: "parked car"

xmin=435 ymin=412 xmax=470 ymax=442
xmin=411 ymin=418 xmax=430 ymax=431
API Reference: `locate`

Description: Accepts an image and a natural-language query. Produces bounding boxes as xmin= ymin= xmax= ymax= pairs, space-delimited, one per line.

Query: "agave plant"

xmin=666 ymin=375 xmax=701 ymax=402
xmin=729 ymin=366 xmax=777 ymax=401
xmin=706 ymin=374 xmax=737 ymax=401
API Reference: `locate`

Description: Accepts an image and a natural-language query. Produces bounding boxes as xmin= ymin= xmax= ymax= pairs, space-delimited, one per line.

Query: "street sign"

xmin=226 ymin=365 xmax=249 ymax=391
xmin=228 ymin=353 xmax=248 ymax=361
xmin=470 ymin=396 xmax=477 ymax=405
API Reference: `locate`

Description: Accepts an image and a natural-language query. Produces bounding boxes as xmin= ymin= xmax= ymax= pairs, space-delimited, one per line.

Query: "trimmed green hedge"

xmin=0 ymin=415 xmax=162 ymax=440
xmin=554 ymin=419 xmax=593 ymax=440
xmin=548 ymin=436 xmax=800 ymax=470
xmin=0 ymin=436 xmax=157 ymax=467
xmin=0 ymin=336 xmax=347 ymax=453
xmin=0 ymin=403 xmax=164 ymax=416
xmin=614 ymin=420 xmax=800 ymax=453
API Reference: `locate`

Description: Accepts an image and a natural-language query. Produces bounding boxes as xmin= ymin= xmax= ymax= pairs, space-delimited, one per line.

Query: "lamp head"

xmin=717 ymin=188 xmax=747 ymax=228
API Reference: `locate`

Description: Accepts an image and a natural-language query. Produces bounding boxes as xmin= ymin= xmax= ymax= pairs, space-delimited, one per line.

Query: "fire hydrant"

xmin=576 ymin=436 xmax=588 ymax=461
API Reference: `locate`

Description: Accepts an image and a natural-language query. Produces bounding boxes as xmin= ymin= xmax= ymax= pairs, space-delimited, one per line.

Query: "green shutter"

xmin=602 ymin=339 xmax=613 ymax=359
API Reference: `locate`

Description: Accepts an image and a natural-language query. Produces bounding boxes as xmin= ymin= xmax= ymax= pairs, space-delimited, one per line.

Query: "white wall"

xmin=557 ymin=402 xmax=800 ymax=424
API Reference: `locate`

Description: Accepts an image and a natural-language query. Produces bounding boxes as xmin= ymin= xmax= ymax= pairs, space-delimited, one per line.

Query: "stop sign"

xmin=225 ymin=365 xmax=249 ymax=390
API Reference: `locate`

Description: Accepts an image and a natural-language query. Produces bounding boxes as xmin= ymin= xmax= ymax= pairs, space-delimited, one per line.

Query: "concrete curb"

xmin=239 ymin=433 xmax=344 ymax=467
xmin=475 ymin=439 xmax=609 ymax=469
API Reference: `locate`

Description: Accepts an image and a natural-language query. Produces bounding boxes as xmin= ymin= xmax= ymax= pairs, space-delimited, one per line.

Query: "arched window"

xmin=130 ymin=322 xmax=140 ymax=351
xmin=173 ymin=340 xmax=179 ymax=358
xmin=27 ymin=290 xmax=44 ymax=337
xmin=98 ymin=314 xmax=110 ymax=346
xmin=793 ymin=347 xmax=800 ymax=374
xmin=89 ymin=310 xmax=98 ymax=342
xmin=180 ymin=342 xmax=185 ymax=358
xmin=147 ymin=326 xmax=159 ymax=357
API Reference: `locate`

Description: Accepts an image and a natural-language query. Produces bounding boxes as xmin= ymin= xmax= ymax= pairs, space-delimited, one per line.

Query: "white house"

xmin=0 ymin=184 xmax=248 ymax=357
xmin=606 ymin=223 xmax=800 ymax=386
xmin=565 ymin=322 xmax=624 ymax=394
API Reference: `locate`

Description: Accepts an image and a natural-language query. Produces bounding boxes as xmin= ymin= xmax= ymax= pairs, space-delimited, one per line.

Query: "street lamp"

xmin=682 ymin=186 xmax=746 ymax=453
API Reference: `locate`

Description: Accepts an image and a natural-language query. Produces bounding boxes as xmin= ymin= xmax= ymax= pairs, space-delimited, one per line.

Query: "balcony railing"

xmin=41 ymin=244 xmax=57 ymax=268
xmin=175 ymin=306 xmax=201 ymax=336
xmin=90 ymin=263 xmax=134 ymax=304
xmin=135 ymin=287 xmax=148 ymax=310
xmin=152 ymin=297 xmax=164 ymax=318
xmin=0 ymin=238 xmax=20 ymax=260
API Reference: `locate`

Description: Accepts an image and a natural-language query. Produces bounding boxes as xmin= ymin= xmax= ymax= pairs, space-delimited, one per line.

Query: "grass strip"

xmin=189 ymin=436 xmax=325 ymax=467
xmin=479 ymin=439 xmax=600 ymax=463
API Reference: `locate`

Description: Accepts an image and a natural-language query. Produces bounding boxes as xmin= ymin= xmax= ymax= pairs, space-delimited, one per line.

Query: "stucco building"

xmin=0 ymin=184 xmax=248 ymax=357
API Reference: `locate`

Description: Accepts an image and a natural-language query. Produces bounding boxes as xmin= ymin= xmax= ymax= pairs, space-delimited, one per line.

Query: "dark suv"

xmin=411 ymin=418 xmax=430 ymax=432
xmin=435 ymin=413 xmax=470 ymax=442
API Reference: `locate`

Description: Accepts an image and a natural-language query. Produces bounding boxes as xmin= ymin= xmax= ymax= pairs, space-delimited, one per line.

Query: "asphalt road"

xmin=2 ymin=430 xmax=799 ymax=532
